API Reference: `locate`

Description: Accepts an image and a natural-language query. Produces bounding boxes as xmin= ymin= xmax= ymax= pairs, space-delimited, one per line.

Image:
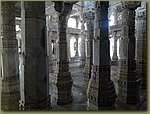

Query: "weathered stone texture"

xmin=19 ymin=1 xmax=51 ymax=110
xmin=1 ymin=1 xmax=20 ymax=111
xmin=116 ymin=1 xmax=141 ymax=110
xmin=87 ymin=1 xmax=116 ymax=110
xmin=135 ymin=3 xmax=146 ymax=89
xmin=79 ymin=1 xmax=86 ymax=66
xmin=83 ymin=2 xmax=94 ymax=90
xmin=52 ymin=2 xmax=73 ymax=105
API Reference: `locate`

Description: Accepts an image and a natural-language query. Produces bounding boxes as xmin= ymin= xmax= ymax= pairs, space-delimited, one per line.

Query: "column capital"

xmin=54 ymin=2 xmax=74 ymax=16
xmin=116 ymin=1 xmax=141 ymax=12
xmin=74 ymin=34 xmax=79 ymax=39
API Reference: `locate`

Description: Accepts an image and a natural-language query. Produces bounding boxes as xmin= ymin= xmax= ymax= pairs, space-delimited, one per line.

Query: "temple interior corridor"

xmin=0 ymin=1 xmax=147 ymax=111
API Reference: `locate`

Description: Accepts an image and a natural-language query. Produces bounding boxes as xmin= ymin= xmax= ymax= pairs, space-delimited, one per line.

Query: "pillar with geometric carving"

xmin=112 ymin=31 xmax=118 ymax=63
xmin=1 ymin=1 xmax=20 ymax=111
xmin=47 ymin=28 xmax=54 ymax=73
xmin=75 ymin=35 xmax=79 ymax=57
xmin=135 ymin=2 xmax=146 ymax=89
xmin=83 ymin=1 xmax=94 ymax=91
xmin=19 ymin=1 xmax=51 ymax=110
xmin=87 ymin=1 xmax=116 ymax=110
xmin=79 ymin=1 xmax=86 ymax=66
xmin=52 ymin=2 xmax=74 ymax=105
xmin=67 ymin=30 xmax=71 ymax=60
xmin=116 ymin=1 xmax=141 ymax=110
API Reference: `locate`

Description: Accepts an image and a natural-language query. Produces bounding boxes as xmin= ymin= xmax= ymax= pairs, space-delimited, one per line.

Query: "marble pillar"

xmin=87 ymin=2 xmax=116 ymax=110
xmin=53 ymin=2 xmax=73 ymax=105
xmin=112 ymin=31 xmax=118 ymax=62
xmin=52 ymin=38 xmax=58 ymax=67
xmin=116 ymin=1 xmax=141 ymax=110
xmin=135 ymin=3 xmax=146 ymax=89
xmin=75 ymin=17 xmax=79 ymax=59
xmin=46 ymin=15 xmax=54 ymax=73
xmin=19 ymin=1 xmax=51 ymax=110
xmin=47 ymin=29 xmax=54 ymax=73
xmin=67 ymin=30 xmax=71 ymax=60
xmin=75 ymin=35 xmax=79 ymax=57
xmin=75 ymin=17 xmax=79 ymax=29
xmin=83 ymin=5 xmax=94 ymax=90
xmin=114 ymin=8 xmax=118 ymax=25
xmin=1 ymin=1 xmax=20 ymax=111
xmin=79 ymin=1 xmax=86 ymax=66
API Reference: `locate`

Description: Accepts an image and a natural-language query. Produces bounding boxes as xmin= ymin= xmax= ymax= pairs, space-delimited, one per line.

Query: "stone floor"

xmin=49 ymin=58 xmax=147 ymax=111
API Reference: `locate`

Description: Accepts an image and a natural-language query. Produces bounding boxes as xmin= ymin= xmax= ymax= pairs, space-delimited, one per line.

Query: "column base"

xmin=49 ymin=59 xmax=54 ymax=73
xmin=19 ymin=95 xmax=51 ymax=111
xmin=136 ymin=61 xmax=146 ymax=89
xmin=1 ymin=77 xmax=20 ymax=111
xmin=118 ymin=60 xmax=140 ymax=105
xmin=52 ymin=95 xmax=73 ymax=106
xmin=79 ymin=58 xmax=85 ymax=67
xmin=87 ymin=105 xmax=116 ymax=110
xmin=115 ymin=97 xmax=146 ymax=111
xmin=83 ymin=77 xmax=89 ymax=92
xmin=87 ymin=65 xmax=116 ymax=110
xmin=139 ymin=73 xmax=146 ymax=89
xmin=116 ymin=99 xmax=138 ymax=110
xmin=83 ymin=57 xmax=91 ymax=90
xmin=52 ymin=71 xmax=73 ymax=105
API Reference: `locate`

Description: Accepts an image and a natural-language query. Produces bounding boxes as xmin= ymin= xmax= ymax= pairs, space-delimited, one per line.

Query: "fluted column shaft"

xmin=1 ymin=1 xmax=20 ymax=111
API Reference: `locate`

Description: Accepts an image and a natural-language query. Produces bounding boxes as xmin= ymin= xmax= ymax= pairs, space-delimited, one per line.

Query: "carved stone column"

xmin=1 ymin=1 xmax=20 ymax=111
xmin=79 ymin=1 xmax=86 ymax=66
xmin=114 ymin=8 xmax=118 ymax=25
xmin=75 ymin=17 xmax=79 ymax=29
xmin=112 ymin=31 xmax=118 ymax=62
xmin=47 ymin=23 xmax=54 ymax=73
xmin=83 ymin=1 xmax=94 ymax=91
xmin=67 ymin=30 xmax=71 ymax=60
xmin=53 ymin=2 xmax=73 ymax=105
xmin=87 ymin=1 xmax=116 ymax=110
xmin=75 ymin=35 xmax=79 ymax=57
xmin=19 ymin=1 xmax=51 ymax=110
xmin=116 ymin=1 xmax=141 ymax=110
xmin=135 ymin=3 xmax=146 ymax=89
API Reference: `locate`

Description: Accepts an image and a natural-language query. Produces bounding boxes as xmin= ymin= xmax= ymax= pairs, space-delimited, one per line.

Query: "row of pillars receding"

xmin=1 ymin=1 xmax=146 ymax=111
xmin=83 ymin=1 xmax=147 ymax=110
